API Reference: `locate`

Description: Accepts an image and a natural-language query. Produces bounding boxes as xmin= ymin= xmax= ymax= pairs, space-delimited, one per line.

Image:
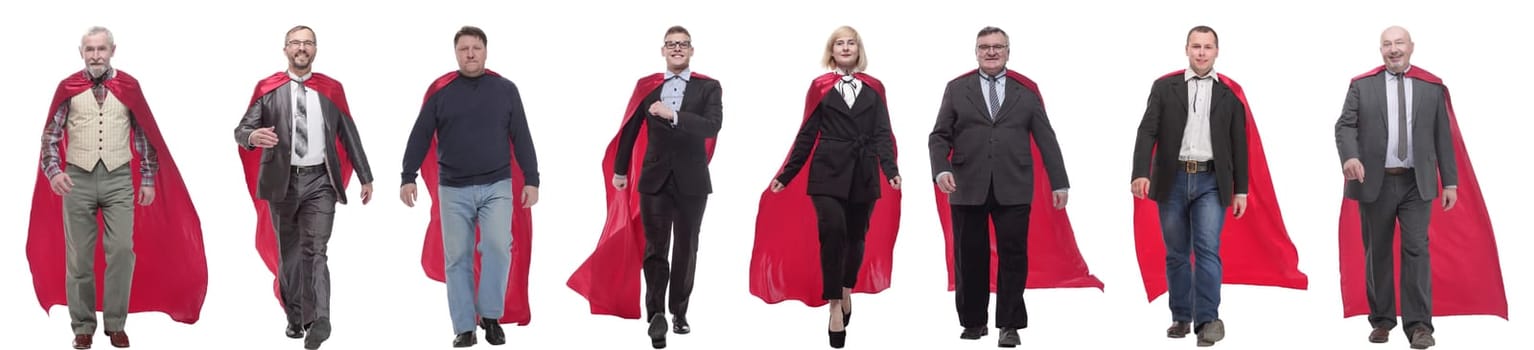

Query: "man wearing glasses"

xmin=235 ymin=25 xmax=376 ymax=350
xmin=929 ymin=26 xmax=1072 ymax=348
xmin=570 ymin=25 xmax=723 ymax=349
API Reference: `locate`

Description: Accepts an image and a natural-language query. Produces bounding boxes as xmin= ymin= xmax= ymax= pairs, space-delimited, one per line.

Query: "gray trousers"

xmin=268 ymin=166 xmax=337 ymax=327
xmin=1359 ymin=169 xmax=1434 ymax=334
xmin=63 ymin=161 xmax=136 ymax=335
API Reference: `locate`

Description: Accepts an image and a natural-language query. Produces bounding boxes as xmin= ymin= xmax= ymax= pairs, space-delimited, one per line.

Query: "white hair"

xmin=81 ymin=26 xmax=115 ymax=47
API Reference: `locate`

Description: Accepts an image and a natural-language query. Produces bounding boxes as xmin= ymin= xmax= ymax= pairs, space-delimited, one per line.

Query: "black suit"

xmin=928 ymin=70 xmax=1069 ymax=330
xmin=615 ymin=74 xmax=722 ymax=321
xmin=775 ymin=76 xmax=898 ymax=300
xmin=233 ymin=78 xmax=373 ymax=333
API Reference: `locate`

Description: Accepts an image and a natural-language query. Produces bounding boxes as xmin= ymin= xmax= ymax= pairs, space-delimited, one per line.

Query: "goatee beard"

xmin=86 ymin=65 xmax=108 ymax=78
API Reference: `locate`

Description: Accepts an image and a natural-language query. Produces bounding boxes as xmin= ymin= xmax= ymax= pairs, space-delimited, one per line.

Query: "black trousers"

xmin=268 ymin=166 xmax=337 ymax=327
xmin=642 ymin=175 xmax=708 ymax=320
xmin=810 ymin=195 xmax=874 ymax=300
xmin=1359 ymin=169 xmax=1434 ymax=334
xmin=951 ymin=188 xmax=1031 ymax=329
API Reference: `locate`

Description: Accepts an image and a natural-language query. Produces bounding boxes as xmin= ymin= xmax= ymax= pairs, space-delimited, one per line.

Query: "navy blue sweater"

xmin=401 ymin=73 xmax=540 ymax=187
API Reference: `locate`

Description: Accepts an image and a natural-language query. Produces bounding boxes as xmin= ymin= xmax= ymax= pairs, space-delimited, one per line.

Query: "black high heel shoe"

xmin=829 ymin=330 xmax=846 ymax=348
xmin=843 ymin=310 xmax=851 ymax=327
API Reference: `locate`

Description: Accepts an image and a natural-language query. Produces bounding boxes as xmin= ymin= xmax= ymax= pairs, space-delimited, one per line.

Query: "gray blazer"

xmin=1334 ymin=69 xmax=1457 ymax=203
xmin=234 ymin=82 xmax=374 ymax=204
xmin=928 ymin=71 xmax=1069 ymax=206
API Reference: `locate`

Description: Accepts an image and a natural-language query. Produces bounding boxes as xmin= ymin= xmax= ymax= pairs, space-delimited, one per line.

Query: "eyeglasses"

xmin=287 ymin=40 xmax=316 ymax=48
xmin=977 ymin=44 xmax=1008 ymax=52
xmin=664 ymin=41 xmax=692 ymax=49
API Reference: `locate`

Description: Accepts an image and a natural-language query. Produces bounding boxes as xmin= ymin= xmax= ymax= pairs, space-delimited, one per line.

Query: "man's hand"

xmin=49 ymin=173 xmax=74 ymax=195
xmin=1441 ymin=188 xmax=1458 ymax=211
xmin=1052 ymin=190 xmax=1068 ymax=209
xmin=1130 ymin=177 xmax=1150 ymax=199
xmin=1232 ymin=195 xmax=1248 ymax=219
xmin=612 ymin=175 xmax=627 ymax=190
xmin=1342 ymin=158 xmax=1365 ymax=183
xmin=249 ymin=126 xmax=279 ymax=148
xmin=137 ymin=186 xmax=155 ymax=206
xmin=521 ymin=186 xmax=539 ymax=208
xmin=937 ymin=173 xmax=957 ymax=194
xmin=889 ymin=176 xmax=902 ymax=190
xmin=400 ymin=183 xmax=418 ymax=207
xmin=769 ymin=180 xmax=785 ymax=193
xmin=648 ymin=101 xmax=675 ymax=121
xmin=360 ymin=183 xmax=373 ymax=205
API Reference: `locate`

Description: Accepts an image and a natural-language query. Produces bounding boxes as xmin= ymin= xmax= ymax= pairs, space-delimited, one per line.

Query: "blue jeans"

xmin=1158 ymin=171 xmax=1225 ymax=325
xmin=438 ymin=179 xmax=515 ymax=334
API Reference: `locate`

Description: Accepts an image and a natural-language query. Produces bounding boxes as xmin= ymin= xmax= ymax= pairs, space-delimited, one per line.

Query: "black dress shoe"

xmin=304 ymin=318 xmax=331 ymax=350
xmin=647 ymin=314 xmax=667 ymax=349
xmin=672 ymin=316 xmax=690 ymax=335
xmin=481 ymin=317 xmax=506 ymax=345
xmin=829 ymin=330 xmax=846 ymax=348
xmin=960 ymin=327 xmax=989 ymax=340
xmin=998 ymin=328 xmax=1021 ymax=348
xmin=843 ymin=310 xmax=851 ymax=327
xmin=286 ymin=323 xmax=306 ymax=339
xmin=453 ymin=331 xmax=477 ymax=348
xmin=1408 ymin=326 xmax=1435 ymax=349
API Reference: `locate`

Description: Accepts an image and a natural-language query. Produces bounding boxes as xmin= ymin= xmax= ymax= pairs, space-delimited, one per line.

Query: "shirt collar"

xmin=1184 ymin=68 xmax=1219 ymax=82
xmin=664 ymin=68 xmax=691 ymax=82
xmin=287 ymin=70 xmax=312 ymax=83
xmin=978 ymin=69 xmax=1006 ymax=82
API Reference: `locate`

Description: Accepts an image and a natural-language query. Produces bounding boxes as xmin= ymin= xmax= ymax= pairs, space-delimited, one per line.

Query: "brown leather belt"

xmin=1181 ymin=160 xmax=1212 ymax=173
xmin=1384 ymin=167 xmax=1411 ymax=176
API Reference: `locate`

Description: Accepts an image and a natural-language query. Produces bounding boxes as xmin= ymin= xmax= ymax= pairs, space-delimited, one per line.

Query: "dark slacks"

xmin=951 ymin=187 xmax=1031 ymax=329
xmin=1359 ymin=169 xmax=1434 ymax=335
xmin=809 ymin=195 xmax=874 ymax=300
xmin=268 ymin=165 xmax=337 ymax=327
xmin=642 ymin=175 xmax=708 ymax=320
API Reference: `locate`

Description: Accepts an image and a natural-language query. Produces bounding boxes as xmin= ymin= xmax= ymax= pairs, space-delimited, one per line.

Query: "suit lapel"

xmin=1171 ymin=78 xmax=1189 ymax=117
xmin=993 ymin=78 xmax=1026 ymax=122
xmin=963 ymin=76 xmax=990 ymax=122
xmin=1410 ymin=78 xmax=1428 ymax=136
xmin=678 ymin=79 xmax=701 ymax=112
xmin=272 ymin=85 xmax=293 ymax=149
xmin=1371 ymin=73 xmax=1390 ymax=127
xmin=825 ymin=88 xmax=853 ymax=116
xmin=849 ymin=84 xmax=875 ymax=117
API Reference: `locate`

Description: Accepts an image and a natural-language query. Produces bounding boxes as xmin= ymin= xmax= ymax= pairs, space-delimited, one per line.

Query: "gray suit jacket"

xmin=928 ymin=70 xmax=1069 ymax=206
xmin=1334 ymin=69 xmax=1457 ymax=203
xmin=234 ymin=81 xmax=374 ymax=204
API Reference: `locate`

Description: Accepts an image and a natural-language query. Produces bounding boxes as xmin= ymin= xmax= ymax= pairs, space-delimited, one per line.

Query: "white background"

xmin=0 ymin=1 xmax=1524 ymax=349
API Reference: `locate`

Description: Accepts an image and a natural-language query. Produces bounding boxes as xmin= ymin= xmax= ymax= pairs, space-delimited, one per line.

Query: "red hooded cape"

xmin=28 ymin=70 xmax=208 ymax=324
xmin=1132 ymin=70 xmax=1308 ymax=301
xmin=238 ymin=72 xmax=357 ymax=306
xmin=1337 ymin=66 xmax=1507 ymax=319
xmin=935 ymin=69 xmax=1103 ymax=292
xmin=749 ymin=72 xmax=900 ymax=306
xmin=566 ymin=72 xmax=718 ymax=318
xmin=416 ymin=70 xmax=533 ymax=325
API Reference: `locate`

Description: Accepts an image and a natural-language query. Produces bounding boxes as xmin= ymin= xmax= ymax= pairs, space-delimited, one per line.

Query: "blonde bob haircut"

xmin=821 ymin=26 xmax=868 ymax=72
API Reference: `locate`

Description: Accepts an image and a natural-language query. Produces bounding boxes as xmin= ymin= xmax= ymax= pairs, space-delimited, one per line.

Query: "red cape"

xmin=749 ymin=72 xmax=901 ymax=306
xmin=417 ymin=70 xmax=533 ymax=325
xmin=1337 ymin=65 xmax=1507 ymax=319
xmin=935 ymin=70 xmax=1102 ymax=292
xmin=1132 ymin=70 xmax=1308 ymax=301
xmin=566 ymin=72 xmax=718 ymax=318
xmin=28 ymin=70 xmax=208 ymax=323
xmin=237 ymin=72 xmax=357 ymax=307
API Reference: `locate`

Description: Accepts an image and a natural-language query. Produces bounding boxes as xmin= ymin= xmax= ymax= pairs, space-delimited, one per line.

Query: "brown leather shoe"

xmin=1408 ymin=327 xmax=1435 ymax=349
xmin=1166 ymin=321 xmax=1191 ymax=338
xmin=1368 ymin=327 xmax=1390 ymax=343
xmin=104 ymin=331 xmax=129 ymax=348
xmin=72 ymin=334 xmax=92 ymax=349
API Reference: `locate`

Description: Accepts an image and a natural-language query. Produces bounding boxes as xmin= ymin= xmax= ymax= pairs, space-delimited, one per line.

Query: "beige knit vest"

xmin=65 ymin=90 xmax=134 ymax=172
